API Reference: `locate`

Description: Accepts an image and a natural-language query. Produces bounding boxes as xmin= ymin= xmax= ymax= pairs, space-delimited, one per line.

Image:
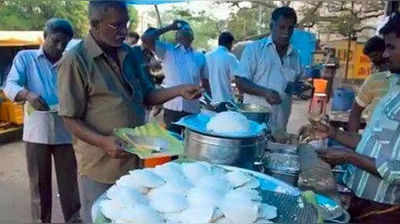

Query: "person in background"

xmin=134 ymin=28 xmax=163 ymax=83
xmin=314 ymin=13 xmax=400 ymax=223
xmin=235 ymin=6 xmax=303 ymax=134
xmin=131 ymin=28 xmax=163 ymax=121
xmin=3 ymin=18 xmax=80 ymax=223
xmin=142 ymin=20 xmax=210 ymax=134
xmin=348 ymin=36 xmax=391 ymax=132
xmin=57 ymin=1 xmax=202 ymax=222
xmin=206 ymin=31 xmax=239 ymax=105
xmin=125 ymin=31 xmax=139 ymax=46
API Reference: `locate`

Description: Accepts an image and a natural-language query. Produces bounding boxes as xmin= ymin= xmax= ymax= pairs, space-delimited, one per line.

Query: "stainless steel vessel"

xmin=226 ymin=103 xmax=271 ymax=124
xmin=262 ymin=142 xmax=300 ymax=186
xmin=183 ymin=128 xmax=266 ymax=170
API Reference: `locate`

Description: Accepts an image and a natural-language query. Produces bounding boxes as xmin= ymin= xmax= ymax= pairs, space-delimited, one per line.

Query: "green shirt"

xmin=57 ymin=34 xmax=154 ymax=183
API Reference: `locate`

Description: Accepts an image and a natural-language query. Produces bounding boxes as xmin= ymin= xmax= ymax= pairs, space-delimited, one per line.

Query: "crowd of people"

xmin=2 ymin=0 xmax=400 ymax=223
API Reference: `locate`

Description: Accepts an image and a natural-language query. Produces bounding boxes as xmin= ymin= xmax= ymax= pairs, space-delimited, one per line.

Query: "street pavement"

xmin=0 ymin=100 xmax=308 ymax=223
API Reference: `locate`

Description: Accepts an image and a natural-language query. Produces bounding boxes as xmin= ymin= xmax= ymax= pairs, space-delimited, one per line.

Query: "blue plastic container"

xmin=331 ymin=88 xmax=355 ymax=111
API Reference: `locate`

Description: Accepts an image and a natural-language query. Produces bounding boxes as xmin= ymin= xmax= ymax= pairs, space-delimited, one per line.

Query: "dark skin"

xmin=63 ymin=8 xmax=202 ymax=159
xmin=15 ymin=32 xmax=72 ymax=111
xmin=313 ymin=121 xmax=379 ymax=176
xmin=315 ymin=31 xmax=400 ymax=177
xmin=367 ymin=50 xmax=389 ymax=72
xmin=235 ymin=16 xmax=297 ymax=106
xmin=271 ymin=16 xmax=296 ymax=62
xmin=383 ymin=32 xmax=400 ymax=74
xmin=348 ymin=102 xmax=364 ymax=132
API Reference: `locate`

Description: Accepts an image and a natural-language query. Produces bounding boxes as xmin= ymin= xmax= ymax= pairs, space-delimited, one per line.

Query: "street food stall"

xmin=88 ymin=1 xmax=353 ymax=223
xmin=89 ymin=1 xmax=400 ymax=223
xmin=92 ymin=109 xmax=351 ymax=223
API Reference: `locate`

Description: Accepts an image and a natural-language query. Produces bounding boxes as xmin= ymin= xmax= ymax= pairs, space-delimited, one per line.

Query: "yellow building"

xmin=324 ymin=39 xmax=372 ymax=80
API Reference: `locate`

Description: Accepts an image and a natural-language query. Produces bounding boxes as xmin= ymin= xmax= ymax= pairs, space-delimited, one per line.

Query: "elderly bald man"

xmin=4 ymin=18 xmax=80 ymax=223
xmin=142 ymin=20 xmax=210 ymax=134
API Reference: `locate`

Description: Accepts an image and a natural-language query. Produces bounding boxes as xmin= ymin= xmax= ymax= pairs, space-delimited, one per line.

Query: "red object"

xmin=143 ymin=156 xmax=172 ymax=168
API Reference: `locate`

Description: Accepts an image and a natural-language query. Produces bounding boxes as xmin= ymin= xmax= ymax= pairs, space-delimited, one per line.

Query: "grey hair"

xmin=44 ymin=18 xmax=74 ymax=38
xmin=88 ymin=0 xmax=127 ymax=26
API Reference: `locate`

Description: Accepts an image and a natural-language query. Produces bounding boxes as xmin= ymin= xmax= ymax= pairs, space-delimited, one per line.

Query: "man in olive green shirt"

xmin=57 ymin=1 xmax=201 ymax=222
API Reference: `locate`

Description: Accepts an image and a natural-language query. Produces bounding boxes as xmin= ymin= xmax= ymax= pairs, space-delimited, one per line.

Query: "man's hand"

xmin=316 ymin=148 xmax=354 ymax=166
xmin=170 ymin=20 xmax=187 ymax=30
xmin=263 ymin=89 xmax=282 ymax=105
xmin=179 ymin=85 xmax=202 ymax=100
xmin=101 ymin=136 xmax=132 ymax=159
xmin=26 ymin=92 xmax=49 ymax=111
xmin=308 ymin=117 xmax=335 ymax=139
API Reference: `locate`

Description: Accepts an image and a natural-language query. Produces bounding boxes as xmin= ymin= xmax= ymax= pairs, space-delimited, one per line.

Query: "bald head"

xmin=88 ymin=0 xmax=127 ymax=27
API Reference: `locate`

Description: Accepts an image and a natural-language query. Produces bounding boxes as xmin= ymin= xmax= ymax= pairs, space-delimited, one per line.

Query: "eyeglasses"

xmin=107 ymin=22 xmax=128 ymax=31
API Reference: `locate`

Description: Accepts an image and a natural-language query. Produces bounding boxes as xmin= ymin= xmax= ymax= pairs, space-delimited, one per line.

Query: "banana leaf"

xmin=114 ymin=122 xmax=184 ymax=159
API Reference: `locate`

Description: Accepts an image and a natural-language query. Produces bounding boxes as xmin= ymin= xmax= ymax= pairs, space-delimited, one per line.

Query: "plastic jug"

xmin=331 ymin=88 xmax=355 ymax=111
xmin=313 ymin=79 xmax=328 ymax=94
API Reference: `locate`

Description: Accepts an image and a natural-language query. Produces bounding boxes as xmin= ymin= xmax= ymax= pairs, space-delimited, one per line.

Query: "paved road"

xmin=0 ymin=100 xmax=309 ymax=223
xmin=0 ymin=141 xmax=63 ymax=222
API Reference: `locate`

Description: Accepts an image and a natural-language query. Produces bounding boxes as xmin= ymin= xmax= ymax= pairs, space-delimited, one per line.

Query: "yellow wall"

xmin=326 ymin=40 xmax=372 ymax=80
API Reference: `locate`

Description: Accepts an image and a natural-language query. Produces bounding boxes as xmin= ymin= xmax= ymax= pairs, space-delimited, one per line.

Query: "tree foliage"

xmin=158 ymin=7 xmax=219 ymax=50
xmin=0 ymin=0 xmax=139 ymax=38
xmin=225 ymin=4 xmax=273 ymax=41
xmin=298 ymin=0 xmax=385 ymax=39
xmin=216 ymin=0 xmax=384 ymax=41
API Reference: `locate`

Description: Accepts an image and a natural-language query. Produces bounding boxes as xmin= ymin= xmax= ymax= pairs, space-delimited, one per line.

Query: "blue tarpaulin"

xmin=290 ymin=29 xmax=317 ymax=67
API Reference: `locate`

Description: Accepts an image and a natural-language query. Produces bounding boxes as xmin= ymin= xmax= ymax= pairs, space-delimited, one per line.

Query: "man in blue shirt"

xmin=4 ymin=19 xmax=80 ymax=223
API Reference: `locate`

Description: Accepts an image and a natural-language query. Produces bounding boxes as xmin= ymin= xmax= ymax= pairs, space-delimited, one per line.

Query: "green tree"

xmin=212 ymin=1 xmax=277 ymax=41
xmin=128 ymin=5 xmax=139 ymax=32
xmin=158 ymin=7 xmax=219 ymax=50
xmin=0 ymin=0 xmax=139 ymax=37
xmin=298 ymin=0 xmax=385 ymax=39
xmin=0 ymin=0 xmax=88 ymax=37
xmin=226 ymin=5 xmax=273 ymax=41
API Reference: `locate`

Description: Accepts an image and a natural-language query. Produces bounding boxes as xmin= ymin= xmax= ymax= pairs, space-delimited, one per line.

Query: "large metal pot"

xmin=226 ymin=103 xmax=271 ymax=124
xmin=183 ymin=128 xmax=266 ymax=170
xmin=262 ymin=142 xmax=300 ymax=186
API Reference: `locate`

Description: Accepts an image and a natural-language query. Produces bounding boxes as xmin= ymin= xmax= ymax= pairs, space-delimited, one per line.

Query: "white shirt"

xmin=155 ymin=41 xmax=208 ymax=113
xmin=237 ymin=37 xmax=303 ymax=132
xmin=4 ymin=49 xmax=72 ymax=144
xmin=206 ymin=46 xmax=239 ymax=104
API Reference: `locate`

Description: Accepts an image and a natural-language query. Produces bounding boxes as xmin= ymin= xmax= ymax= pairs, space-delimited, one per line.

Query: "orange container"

xmin=7 ymin=103 xmax=24 ymax=125
xmin=143 ymin=156 xmax=172 ymax=168
xmin=313 ymin=79 xmax=328 ymax=94
xmin=0 ymin=102 xmax=9 ymax=121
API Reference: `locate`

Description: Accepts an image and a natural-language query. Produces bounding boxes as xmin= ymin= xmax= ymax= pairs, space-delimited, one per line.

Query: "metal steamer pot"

xmin=226 ymin=103 xmax=271 ymax=124
xmin=262 ymin=142 xmax=300 ymax=186
xmin=183 ymin=128 xmax=267 ymax=170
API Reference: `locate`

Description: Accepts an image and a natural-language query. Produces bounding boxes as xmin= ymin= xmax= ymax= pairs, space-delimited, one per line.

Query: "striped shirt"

xmin=344 ymin=74 xmax=400 ymax=205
